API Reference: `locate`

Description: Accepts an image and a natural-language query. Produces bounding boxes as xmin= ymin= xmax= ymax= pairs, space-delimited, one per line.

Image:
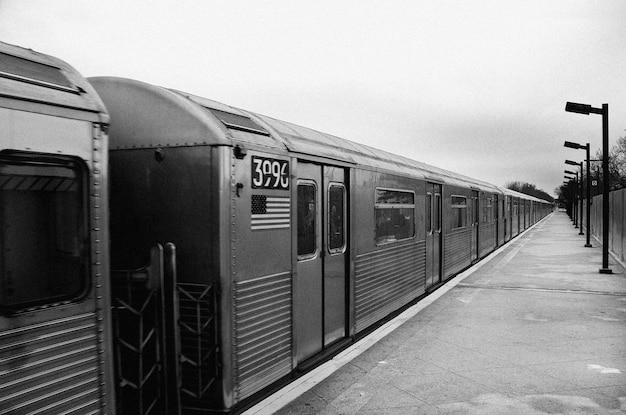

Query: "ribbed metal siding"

xmin=0 ymin=313 xmax=103 ymax=415
xmin=479 ymin=222 xmax=496 ymax=257
xmin=234 ymin=272 xmax=292 ymax=400
xmin=355 ymin=241 xmax=425 ymax=333
xmin=444 ymin=230 xmax=471 ymax=277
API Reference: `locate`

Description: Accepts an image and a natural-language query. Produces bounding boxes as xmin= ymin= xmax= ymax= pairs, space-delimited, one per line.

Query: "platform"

xmin=243 ymin=212 xmax=626 ymax=414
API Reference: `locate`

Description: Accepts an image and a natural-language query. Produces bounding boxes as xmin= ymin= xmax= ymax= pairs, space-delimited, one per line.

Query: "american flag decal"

xmin=251 ymin=195 xmax=290 ymax=230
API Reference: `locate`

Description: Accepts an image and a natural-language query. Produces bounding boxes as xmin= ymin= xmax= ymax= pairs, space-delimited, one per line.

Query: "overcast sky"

xmin=2 ymin=1 xmax=625 ymax=197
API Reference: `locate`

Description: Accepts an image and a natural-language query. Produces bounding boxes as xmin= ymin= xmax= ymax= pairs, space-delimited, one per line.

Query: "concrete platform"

xmin=244 ymin=212 xmax=626 ymax=414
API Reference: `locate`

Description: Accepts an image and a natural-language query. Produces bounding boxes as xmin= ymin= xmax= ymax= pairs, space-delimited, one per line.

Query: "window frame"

xmin=327 ymin=182 xmax=346 ymax=254
xmin=296 ymin=180 xmax=318 ymax=260
xmin=0 ymin=151 xmax=90 ymax=314
xmin=374 ymin=187 xmax=416 ymax=245
xmin=450 ymin=195 xmax=468 ymax=230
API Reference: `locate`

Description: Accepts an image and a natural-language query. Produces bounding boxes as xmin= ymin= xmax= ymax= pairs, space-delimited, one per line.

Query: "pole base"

xmin=599 ymin=268 xmax=613 ymax=274
xmin=584 ymin=243 xmax=592 ymax=248
xmin=578 ymin=232 xmax=584 ymax=235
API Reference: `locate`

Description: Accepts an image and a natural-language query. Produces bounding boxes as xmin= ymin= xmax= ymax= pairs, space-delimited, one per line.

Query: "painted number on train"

xmin=251 ymin=156 xmax=289 ymax=189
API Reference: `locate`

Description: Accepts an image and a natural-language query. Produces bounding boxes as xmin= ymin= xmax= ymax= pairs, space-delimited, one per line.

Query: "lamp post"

xmin=565 ymin=102 xmax=611 ymax=273
xmin=566 ymin=160 xmax=583 ymax=235
xmin=565 ymin=141 xmax=592 ymax=247
xmin=564 ymin=173 xmax=578 ymax=226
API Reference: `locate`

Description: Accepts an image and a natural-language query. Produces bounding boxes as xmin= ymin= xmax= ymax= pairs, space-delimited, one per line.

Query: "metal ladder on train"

xmin=111 ymin=243 xmax=220 ymax=414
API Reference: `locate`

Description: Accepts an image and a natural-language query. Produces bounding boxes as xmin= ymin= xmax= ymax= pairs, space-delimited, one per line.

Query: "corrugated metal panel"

xmin=355 ymin=241 xmax=426 ymax=333
xmin=0 ymin=313 xmax=103 ymax=415
xmin=234 ymin=272 xmax=292 ymax=400
xmin=444 ymin=230 xmax=471 ymax=277
xmin=479 ymin=222 xmax=496 ymax=257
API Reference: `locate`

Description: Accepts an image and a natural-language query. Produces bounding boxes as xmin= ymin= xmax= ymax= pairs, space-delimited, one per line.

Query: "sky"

xmin=1 ymin=1 xmax=625 ymax=197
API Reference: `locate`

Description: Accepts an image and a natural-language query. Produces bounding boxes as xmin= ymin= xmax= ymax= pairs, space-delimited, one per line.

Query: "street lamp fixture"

xmin=565 ymin=102 xmax=611 ymax=273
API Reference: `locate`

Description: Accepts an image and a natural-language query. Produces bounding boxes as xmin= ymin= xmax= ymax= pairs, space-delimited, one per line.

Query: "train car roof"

xmin=498 ymin=186 xmax=550 ymax=203
xmin=90 ymin=76 xmax=528 ymax=195
xmin=0 ymin=41 xmax=108 ymax=123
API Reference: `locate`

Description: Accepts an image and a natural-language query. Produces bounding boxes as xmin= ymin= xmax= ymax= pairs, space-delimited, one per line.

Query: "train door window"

xmin=451 ymin=196 xmax=467 ymax=229
xmin=0 ymin=154 xmax=88 ymax=311
xmin=297 ymin=182 xmax=317 ymax=258
xmin=473 ymin=197 xmax=479 ymax=225
xmin=426 ymin=192 xmax=432 ymax=235
xmin=483 ymin=197 xmax=493 ymax=222
xmin=374 ymin=188 xmax=415 ymax=245
xmin=328 ymin=184 xmax=345 ymax=253
xmin=434 ymin=193 xmax=441 ymax=232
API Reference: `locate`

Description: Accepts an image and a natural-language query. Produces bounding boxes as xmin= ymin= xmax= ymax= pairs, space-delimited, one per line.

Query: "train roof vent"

xmin=0 ymin=52 xmax=76 ymax=92
xmin=206 ymin=107 xmax=270 ymax=136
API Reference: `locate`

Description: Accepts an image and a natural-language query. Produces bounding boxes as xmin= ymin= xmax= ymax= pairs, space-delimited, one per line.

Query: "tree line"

xmin=506 ymin=181 xmax=554 ymax=202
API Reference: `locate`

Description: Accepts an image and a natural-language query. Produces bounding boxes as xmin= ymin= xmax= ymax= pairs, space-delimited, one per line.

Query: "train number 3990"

xmin=251 ymin=156 xmax=289 ymax=190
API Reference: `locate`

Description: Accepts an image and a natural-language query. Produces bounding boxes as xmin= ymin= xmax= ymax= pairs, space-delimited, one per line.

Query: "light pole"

xmin=565 ymin=141 xmax=592 ymax=247
xmin=564 ymin=173 xmax=578 ymax=226
xmin=565 ymin=102 xmax=611 ymax=273
xmin=566 ymin=160 xmax=583 ymax=235
xmin=565 ymin=165 xmax=583 ymax=235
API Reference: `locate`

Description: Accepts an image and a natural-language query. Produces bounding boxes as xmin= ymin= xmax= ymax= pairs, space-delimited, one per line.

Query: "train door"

xmin=294 ymin=161 xmax=347 ymax=363
xmin=507 ymin=196 xmax=513 ymax=241
xmin=494 ymin=194 xmax=500 ymax=244
xmin=471 ymin=191 xmax=479 ymax=261
xmin=425 ymin=183 xmax=442 ymax=288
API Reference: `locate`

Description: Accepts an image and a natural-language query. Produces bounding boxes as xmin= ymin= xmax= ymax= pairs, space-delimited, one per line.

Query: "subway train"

xmin=0 ymin=41 xmax=552 ymax=414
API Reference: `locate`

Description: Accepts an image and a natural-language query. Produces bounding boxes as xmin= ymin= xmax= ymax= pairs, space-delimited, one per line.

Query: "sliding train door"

xmin=470 ymin=190 xmax=479 ymax=261
xmin=425 ymin=183 xmax=442 ymax=289
xmin=294 ymin=161 xmax=347 ymax=363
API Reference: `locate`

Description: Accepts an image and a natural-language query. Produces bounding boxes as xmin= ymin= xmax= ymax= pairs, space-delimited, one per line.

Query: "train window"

xmin=483 ymin=197 xmax=493 ymax=222
xmin=0 ymin=52 xmax=76 ymax=93
xmin=0 ymin=154 xmax=88 ymax=311
xmin=374 ymin=188 xmax=415 ymax=245
xmin=206 ymin=107 xmax=270 ymax=136
xmin=435 ymin=193 xmax=441 ymax=232
xmin=426 ymin=193 xmax=432 ymax=234
xmin=451 ymin=196 xmax=467 ymax=229
xmin=473 ymin=197 xmax=479 ymax=225
xmin=297 ymin=182 xmax=317 ymax=258
xmin=328 ymin=184 xmax=345 ymax=253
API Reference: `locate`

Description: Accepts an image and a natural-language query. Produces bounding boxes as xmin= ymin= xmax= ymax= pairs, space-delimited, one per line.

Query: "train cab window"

xmin=328 ymin=184 xmax=345 ymax=253
xmin=297 ymin=182 xmax=317 ymax=258
xmin=374 ymin=188 xmax=415 ymax=245
xmin=451 ymin=196 xmax=467 ymax=229
xmin=0 ymin=155 xmax=88 ymax=311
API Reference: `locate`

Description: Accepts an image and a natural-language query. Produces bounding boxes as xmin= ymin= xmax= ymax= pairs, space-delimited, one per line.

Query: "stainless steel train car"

xmin=89 ymin=76 xmax=552 ymax=414
xmin=0 ymin=42 xmax=114 ymax=414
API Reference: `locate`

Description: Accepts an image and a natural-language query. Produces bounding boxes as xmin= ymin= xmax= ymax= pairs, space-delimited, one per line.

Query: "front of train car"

xmin=89 ymin=77 xmax=243 ymax=413
xmin=91 ymin=76 xmax=347 ymax=413
xmin=0 ymin=43 xmax=114 ymax=413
